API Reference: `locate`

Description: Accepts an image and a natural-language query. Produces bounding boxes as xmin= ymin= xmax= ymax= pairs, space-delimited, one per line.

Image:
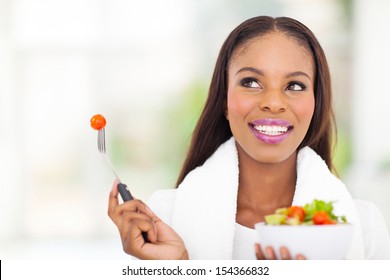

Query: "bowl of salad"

xmin=254 ymin=199 xmax=354 ymax=259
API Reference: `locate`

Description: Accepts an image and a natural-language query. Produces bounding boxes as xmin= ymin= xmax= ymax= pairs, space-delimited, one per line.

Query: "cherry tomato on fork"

xmin=90 ymin=114 xmax=106 ymax=130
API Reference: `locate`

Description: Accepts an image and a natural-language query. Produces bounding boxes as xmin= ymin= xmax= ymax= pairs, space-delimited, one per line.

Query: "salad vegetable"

xmin=265 ymin=199 xmax=347 ymax=225
xmin=90 ymin=114 xmax=106 ymax=130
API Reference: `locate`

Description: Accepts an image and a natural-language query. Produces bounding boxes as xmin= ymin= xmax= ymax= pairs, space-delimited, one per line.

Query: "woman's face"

xmin=226 ymin=32 xmax=315 ymax=164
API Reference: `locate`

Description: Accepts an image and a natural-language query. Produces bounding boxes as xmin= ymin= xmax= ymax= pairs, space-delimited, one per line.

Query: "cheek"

xmin=293 ymin=96 xmax=315 ymax=127
xmin=226 ymin=91 xmax=255 ymax=121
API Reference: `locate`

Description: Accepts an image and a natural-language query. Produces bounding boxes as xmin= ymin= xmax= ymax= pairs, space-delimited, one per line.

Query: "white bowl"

xmin=254 ymin=222 xmax=354 ymax=260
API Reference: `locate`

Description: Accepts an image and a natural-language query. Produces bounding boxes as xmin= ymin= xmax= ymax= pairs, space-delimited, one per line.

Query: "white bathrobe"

xmin=147 ymin=137 xmax=390 ymax=259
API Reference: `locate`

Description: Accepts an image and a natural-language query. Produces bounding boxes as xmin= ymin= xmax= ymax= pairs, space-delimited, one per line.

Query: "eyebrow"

xmin=285 ymin=71 xmax=312 ymax=81
xmin=235 ymin=67 xmax=264 ymax=76
xmin=235 ymin=67 xmax=312 ymax=81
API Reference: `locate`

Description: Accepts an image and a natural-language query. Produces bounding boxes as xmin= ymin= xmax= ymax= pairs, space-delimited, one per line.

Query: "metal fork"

xmin=98 ymin=128 xmax=133 ymax=202
xmin=97 ymin=127 xmax=149 ymax=242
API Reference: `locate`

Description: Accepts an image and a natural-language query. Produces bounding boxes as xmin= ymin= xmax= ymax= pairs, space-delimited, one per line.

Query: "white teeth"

xmin=253 ymin=125 xmax=289 ymax=135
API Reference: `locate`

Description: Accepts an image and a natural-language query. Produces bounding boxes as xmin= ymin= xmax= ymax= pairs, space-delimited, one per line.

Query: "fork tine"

xmin=100 ymin=128 xmax=106 ymax=153
xmin=97 ymin=130 xmax=100 ymax=151
xmin=96 ymin=127 xmax=122 ymax=183
xmin=102 ymin=128 xmax=106 ymax=153
xmin=98 ymin=129 xmax=102 ymax=152
xmin=98 ymin=128 xmax=106 ymax=153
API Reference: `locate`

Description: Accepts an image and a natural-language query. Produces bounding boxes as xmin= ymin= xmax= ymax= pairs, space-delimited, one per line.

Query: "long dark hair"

xmin=176 ymin=16 xmax=335 ymax=187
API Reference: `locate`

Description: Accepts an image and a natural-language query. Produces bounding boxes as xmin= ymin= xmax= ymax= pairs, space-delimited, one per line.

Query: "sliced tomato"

xmin=312 ymin=210 xmax=334 ymax=225
xmin=287 ymin=206 xmax=306 ymax=222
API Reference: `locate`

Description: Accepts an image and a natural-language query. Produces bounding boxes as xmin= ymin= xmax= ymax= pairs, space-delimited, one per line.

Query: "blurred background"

xmin=1 ymin=0 xmax=389 ymax=259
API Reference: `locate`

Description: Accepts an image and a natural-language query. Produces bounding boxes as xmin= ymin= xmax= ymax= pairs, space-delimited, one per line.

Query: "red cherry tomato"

xmin=287 ymin=206 xmax=306 ymax=222
xmin=90 ymin=114 xmax=106 ymax=130
xmin=312 ymin=210 xmax=335 ymax=225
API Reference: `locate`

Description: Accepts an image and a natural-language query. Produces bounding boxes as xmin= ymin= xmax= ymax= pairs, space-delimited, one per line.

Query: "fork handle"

xmin=117 ymin=183 xmax=149 ymax=242
xmin=118 ymin=183 xmax=134 ymax=201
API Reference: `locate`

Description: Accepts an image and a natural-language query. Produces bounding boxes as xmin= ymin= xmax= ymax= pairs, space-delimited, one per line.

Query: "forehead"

xmin=229 ymin=32 xmax=315 ymax=77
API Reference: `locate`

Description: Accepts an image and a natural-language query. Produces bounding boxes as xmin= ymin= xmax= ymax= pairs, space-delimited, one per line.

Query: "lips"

xmin=249 ymin=118 xmax=293 ymax=144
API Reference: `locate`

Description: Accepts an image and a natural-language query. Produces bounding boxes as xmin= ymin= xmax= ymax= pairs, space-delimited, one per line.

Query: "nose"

xmin=258 ymin=90 xmax=287 ymax=113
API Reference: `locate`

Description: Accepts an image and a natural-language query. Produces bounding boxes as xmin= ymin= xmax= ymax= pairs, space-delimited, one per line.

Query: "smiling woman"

xmin=226 ymin=32 xmax=315 ymax=165
xmin=107 ymin=16 xmax=390 ymax=260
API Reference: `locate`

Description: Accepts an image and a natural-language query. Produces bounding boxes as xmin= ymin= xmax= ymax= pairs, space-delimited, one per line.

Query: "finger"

xmin=121 ymin=200 xmax=162 ymax=227
xmin=120 ymin=211 xmax=155 ymax=230
xmin=125 ymin=217 xmax=157 ymax=247
xmin=116 ymin=199 xmax=150 ymax=215
xmin=111 ymin=199 xmax=159 ymax=240
xmin=280 ymin=246 xmax=292 ymax=260
xmin=120 ymin=218 xmax=152 ymax=256
xmin=109 ymin=199 xmax=145 ymax=224
xmin=108 ymin=181 xmax=143 ymax=223
xmin=120 ymin=211 xmax=157 ymax=242
xmin=265 ymin=246 xmax=276 ymax=260
xmin=255 ymin=243 xmax=266 ymax=260
xmin=108 ymin=180 xmax=120 ymax=222
xmin=296 ymin=254 xmax=306 ymax=260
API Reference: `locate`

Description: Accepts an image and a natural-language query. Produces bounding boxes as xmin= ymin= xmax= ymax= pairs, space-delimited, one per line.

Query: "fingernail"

xmin=281 ymin=248 xmax=288 ymax=259
xmin=254 ymin=244 xmax=260 ymax=254
xmin=265 ymin=247 xmax=273 ymax=259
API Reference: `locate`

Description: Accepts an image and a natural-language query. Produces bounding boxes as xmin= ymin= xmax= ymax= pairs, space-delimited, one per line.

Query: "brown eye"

xmin=286 ymin=82 xmax=306 ymax=91
xmin=240 ymin=77 xmax=261 ymax=88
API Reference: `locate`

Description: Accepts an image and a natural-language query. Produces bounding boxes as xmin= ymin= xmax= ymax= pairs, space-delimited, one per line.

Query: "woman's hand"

xmin=255 ymin=244 xmax=305 ymax=260
xmin=108 ymin=181 xmax=189 ymax=260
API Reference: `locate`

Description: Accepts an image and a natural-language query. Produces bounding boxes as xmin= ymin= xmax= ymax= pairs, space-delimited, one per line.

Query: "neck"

xmin=236 ymin=143 xmax=297 ymax=227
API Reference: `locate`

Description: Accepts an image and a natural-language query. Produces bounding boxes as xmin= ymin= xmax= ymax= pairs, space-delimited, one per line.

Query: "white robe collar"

xmin=172 ymin=137 xmax=365 ymax=259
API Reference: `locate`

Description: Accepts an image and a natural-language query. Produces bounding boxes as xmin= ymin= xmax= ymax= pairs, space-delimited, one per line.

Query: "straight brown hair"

xmin=176 ymin=16 xmax=335 ymax=187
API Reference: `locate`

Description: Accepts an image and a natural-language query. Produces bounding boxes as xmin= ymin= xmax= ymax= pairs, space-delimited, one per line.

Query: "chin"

xmin=250 ymin=144 xmax=298 ymax=165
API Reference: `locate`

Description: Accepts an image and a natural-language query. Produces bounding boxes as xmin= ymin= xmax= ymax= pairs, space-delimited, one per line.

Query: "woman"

xmin=108 ymin=16 xmax=390 ymax=260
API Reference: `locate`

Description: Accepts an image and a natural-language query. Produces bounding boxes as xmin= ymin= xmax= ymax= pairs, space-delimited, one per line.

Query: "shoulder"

xmin=147 ymin=188 xmax=177 ymax=225
xmin=353 ymin=199 xmax=390 ymax=259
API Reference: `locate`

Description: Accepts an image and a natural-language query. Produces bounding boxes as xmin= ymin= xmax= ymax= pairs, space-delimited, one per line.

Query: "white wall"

xmin=345 ymin=0 xmax=390 ymax=230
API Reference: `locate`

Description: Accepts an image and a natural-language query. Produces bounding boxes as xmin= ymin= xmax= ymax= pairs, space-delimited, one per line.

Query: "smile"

xmin=249 ymin=119 xmax=293 ymax=144
xmin=252 ymin=125 xmax=289 ymax=136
